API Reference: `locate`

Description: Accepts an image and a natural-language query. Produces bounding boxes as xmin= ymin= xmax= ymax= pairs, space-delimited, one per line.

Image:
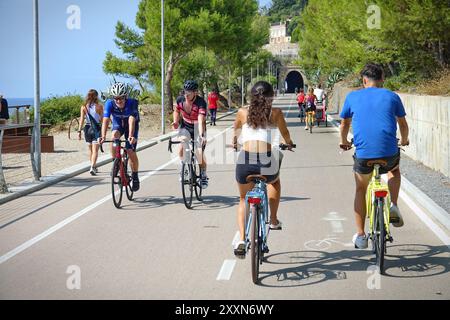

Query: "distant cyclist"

xmin=304 ymin=87 xmax=317 ymax=131
xmin=99 ymin=82 xmax=141 ymax=192
xmin=296 ymin=88 xmax=306 ymax=122
xmin=172 ymin=80 xmax=209 ymax=189
xmin=340 ymin=63 xmax=409 ymax=249
xmin=313 ymin=83 xmax=326 ymax=104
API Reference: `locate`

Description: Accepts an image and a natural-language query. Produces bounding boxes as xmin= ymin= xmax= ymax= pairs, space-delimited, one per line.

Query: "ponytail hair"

xmin=247 ymin=81 xmax=274 ymax=129
xmin=85 ymin=89 xmax=99 ymax=106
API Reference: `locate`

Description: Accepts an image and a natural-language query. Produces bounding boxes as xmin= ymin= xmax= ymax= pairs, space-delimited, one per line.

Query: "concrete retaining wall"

xmin=329 ymin=83 xmax=450 ymax=177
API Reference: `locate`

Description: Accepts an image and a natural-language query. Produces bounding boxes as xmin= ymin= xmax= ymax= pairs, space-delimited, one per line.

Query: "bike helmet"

xmin=109 ymin=82 xmax=129 ymax=97
xmin=183 ymin=80 xmax=198 ymax=91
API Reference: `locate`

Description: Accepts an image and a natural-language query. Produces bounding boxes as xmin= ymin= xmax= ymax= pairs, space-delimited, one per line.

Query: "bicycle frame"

xmin=244 ymin=179 xmax=270 ymax=253
xmin=366 ymin=164 xmax=391 ymax=239
xmin=113 ymin=141 xmax=130 ymax=187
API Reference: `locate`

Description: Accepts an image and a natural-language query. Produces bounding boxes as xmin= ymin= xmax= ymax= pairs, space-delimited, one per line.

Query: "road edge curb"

xmin=0 ymin=108 xmax=238 ymax=206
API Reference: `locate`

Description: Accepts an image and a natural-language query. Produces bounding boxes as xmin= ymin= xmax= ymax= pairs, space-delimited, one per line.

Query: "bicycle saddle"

xmin=246 ymin=175 xmax=267 ymax=183
xmin=367 ymin=159 xmax=388 ymax=167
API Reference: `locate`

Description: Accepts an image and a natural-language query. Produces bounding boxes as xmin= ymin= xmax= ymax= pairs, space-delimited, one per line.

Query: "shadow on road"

xmin=255 ymin=244 xmax=450 ymax=288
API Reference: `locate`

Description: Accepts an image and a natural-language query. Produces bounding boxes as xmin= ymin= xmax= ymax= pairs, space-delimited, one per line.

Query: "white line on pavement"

xmin=0 ymin=124 xmax=236 ymax=265
xmin=216 ymin=259 xmax=237 ymax=281
xmin=232 ymin=231 xmax=240 ymax=248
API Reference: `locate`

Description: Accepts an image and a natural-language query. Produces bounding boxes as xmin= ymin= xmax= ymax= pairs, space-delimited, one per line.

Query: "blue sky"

xmin=0 ymin=0 xmax=140 ymax=99
xmin=259 ymin=0 xmax=272 ymax=7
xmin=0 ymin=0 xmax=271 ymax=100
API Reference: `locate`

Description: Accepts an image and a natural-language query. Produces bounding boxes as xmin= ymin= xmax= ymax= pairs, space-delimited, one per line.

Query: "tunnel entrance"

xmin=285 ymin=71 xmax=304 ymax=93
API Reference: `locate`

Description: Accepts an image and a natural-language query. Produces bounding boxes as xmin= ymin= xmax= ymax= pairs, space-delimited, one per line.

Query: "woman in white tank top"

xmin=78 ymin=89 xmax=104 ymax=175
xmin=232 ymin=81 xmax=294 ymax=257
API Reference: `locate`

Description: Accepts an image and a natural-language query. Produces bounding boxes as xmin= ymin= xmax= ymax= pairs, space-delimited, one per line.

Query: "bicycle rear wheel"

xmin=193 ymin=162 xmax=203 ymax=201
xmin=111 ymin=158 xmax=123 ymax=208
xmin=375 ymin=198 xmax=386 ymax=274
xmin=181 ymin=163 xmax=193 ymax=209
xmin=124 ymin=156 xmax=134 ymax=201
xmin=250 ymin=204 xmax=261 ymax=284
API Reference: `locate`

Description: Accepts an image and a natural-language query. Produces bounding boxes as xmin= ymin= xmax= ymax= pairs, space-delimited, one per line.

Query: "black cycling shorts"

xmin=353 ymin=150 xmax=400 ymax=175
xmin=235 ymin=150 xmax=283 ymax=184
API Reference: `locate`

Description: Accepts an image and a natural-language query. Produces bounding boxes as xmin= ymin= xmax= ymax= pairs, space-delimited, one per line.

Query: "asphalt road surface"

xmin=0 ymin=94 xmax=448 ymax=299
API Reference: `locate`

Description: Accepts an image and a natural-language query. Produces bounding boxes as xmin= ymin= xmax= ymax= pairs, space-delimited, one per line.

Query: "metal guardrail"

xmin=7 ymin=105 xmax=32 ymax=124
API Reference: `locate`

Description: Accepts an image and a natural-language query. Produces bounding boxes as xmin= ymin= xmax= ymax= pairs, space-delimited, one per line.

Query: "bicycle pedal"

xmin=262 ymin=246 xmax=269 ymax=253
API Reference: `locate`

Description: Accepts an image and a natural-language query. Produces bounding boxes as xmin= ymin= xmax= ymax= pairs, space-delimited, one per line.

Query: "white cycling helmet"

xmin=109 ymin=82 xmax=129 ymax=97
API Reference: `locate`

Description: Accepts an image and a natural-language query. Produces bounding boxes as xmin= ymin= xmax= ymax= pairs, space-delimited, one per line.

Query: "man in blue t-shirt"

xmin=100 ymin=82 xmax=141 ymax=192
xmin=339 ymin=63 xmax=410 ymax=249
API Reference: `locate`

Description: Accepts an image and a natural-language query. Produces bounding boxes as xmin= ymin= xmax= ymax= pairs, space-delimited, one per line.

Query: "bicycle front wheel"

xmin=193 ymin=162 xmax=203 ymax=202
xmin=111 ymin=158 xmax=123 ymax=208
xmin=375 ymin=198 xmax=386 ymax=274
xmin=250 ymin=204 xmax=261 ymax=284
xmin=181 ymin=163 xmax=193 ymax=209
xmin=124 ymin=156 xmax=134 ymax=201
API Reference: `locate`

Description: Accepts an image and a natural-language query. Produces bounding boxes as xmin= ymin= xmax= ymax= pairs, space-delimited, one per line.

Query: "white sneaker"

xmin=304 ymin=127 xmax=309 ymax=130
xmin=390 ymin=204 xmax=404 ymax=227
xmin=269 ymin=220 xmax=282 ymax=230
xmin=89 ymin=167 xmax=96 ymax=176
xmin=352 ymin=233 xmax=368 ymax=249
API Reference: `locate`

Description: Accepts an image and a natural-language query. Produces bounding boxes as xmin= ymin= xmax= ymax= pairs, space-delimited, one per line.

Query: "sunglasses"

xmin=114 ymin=96 xmax=125 ymax=101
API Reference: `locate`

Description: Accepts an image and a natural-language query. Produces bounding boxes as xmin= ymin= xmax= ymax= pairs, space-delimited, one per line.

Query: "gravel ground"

xmin=400 ymin=154 xmax=450 ymax=213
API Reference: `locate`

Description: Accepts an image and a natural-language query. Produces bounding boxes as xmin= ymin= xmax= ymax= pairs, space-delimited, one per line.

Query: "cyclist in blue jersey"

xmin=100 ymin=82 xmax=141 ymax=192
xmin=340 ymin=63 xmax=409 ymax=249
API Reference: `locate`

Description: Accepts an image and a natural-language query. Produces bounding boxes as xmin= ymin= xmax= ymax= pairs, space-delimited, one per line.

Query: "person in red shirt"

xmin=207 ymin=89 xmax=219 ymax=126
xmin=296 ymin=88 xmax=306 ymax=123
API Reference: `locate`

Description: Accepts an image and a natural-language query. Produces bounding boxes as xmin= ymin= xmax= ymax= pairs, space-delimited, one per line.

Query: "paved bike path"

xmin=0 ymin=95 xmax=448 ymax=299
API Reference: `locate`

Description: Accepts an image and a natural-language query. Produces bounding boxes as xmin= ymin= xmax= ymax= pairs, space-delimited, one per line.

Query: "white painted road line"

xmin=0 ymin=124 xmax=236 ymax=265
xmin=216 ymin=259 xmax=237 ymax=281
xmin=232 ymin=231 xmax=240 ymax=248
xmin=0 ymin=158 xmax=179 ymax=265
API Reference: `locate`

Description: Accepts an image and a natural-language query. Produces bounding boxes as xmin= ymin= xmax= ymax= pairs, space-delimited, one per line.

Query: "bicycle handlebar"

xmin=99 ymin=139 xmax=128 ymax=153
xmin=340 ymin=138 xmax=409 ymax=153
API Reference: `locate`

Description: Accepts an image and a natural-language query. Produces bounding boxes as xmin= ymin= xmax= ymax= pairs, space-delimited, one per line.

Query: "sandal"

xmin=233 ymin=240 xmax=246 ymax=258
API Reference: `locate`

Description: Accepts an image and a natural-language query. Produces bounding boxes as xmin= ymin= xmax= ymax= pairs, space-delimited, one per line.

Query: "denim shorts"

xmin=353 ymin=150 xmax=400 ymax=175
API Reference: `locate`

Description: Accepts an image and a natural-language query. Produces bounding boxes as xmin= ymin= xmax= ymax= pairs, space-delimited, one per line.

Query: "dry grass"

xmin=415 ymin=69 xmax=450 ymax=96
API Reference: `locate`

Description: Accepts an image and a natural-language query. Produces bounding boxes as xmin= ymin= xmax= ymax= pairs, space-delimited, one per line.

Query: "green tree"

xmin=104 ymin=0 xmax=264 ymax=114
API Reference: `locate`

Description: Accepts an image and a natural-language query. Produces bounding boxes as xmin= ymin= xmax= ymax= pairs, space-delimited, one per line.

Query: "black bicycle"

xmin=168 ymin=137 xmax=203 ymax=209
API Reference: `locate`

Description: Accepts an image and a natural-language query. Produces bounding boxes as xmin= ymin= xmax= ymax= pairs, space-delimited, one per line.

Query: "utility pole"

xmin=241 ymin=67 xmax=244 ymax=107
xmin=161 ymin=0 xmax=165 ymax=134
xmin=33 ymin=0 xmax=41 ymax=180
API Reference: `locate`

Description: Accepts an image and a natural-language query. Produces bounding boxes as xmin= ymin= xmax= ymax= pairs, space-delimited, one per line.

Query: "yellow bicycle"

xmin=340 ymin=139 xmax=394 ymax=275
xmin=365 ymin=159 xmax=393 ymax=274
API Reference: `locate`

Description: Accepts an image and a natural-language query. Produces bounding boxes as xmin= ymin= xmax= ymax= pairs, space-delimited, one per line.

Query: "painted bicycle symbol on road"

xmin=304 ymin=237 xmax=354 ymax=251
